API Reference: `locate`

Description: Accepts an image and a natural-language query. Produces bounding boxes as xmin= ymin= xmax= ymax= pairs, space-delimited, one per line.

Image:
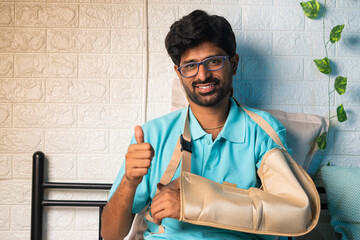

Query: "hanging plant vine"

xmin=300 ymin=0 xmax=348 ymax=150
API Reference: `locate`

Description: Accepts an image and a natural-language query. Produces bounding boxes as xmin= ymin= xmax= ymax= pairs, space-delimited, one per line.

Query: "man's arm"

xmin=101 ymin=126 xmax=154 ymax=240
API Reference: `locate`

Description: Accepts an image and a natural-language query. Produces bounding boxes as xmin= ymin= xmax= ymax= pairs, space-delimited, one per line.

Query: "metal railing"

xmin=31 ymin=151 xmax=112 ymax=240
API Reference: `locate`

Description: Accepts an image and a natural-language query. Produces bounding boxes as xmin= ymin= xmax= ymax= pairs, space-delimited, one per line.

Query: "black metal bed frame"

xmin=31 ymin=151 xmax=112 ymax=240
xmin=31 ymin=151 xmax=326 ymax=240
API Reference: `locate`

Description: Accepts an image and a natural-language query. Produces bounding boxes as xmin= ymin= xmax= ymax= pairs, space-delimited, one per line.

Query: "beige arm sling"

xmin=138 ymin=103 xmax=320 ymax=238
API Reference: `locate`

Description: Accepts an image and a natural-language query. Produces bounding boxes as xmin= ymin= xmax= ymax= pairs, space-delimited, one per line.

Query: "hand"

xmin=124 ymin=125 xmax=154 ymax=187
xmin=150 ymin=183 xmax=181 ymax=225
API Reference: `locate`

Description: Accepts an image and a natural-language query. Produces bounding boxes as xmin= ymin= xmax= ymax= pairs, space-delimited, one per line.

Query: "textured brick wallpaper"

xmin=0 ymin=0 xmax=359 ymax=239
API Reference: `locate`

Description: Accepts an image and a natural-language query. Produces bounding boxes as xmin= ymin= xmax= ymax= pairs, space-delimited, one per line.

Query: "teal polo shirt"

xmin=109 ymin=98 xmax=290 ymax=240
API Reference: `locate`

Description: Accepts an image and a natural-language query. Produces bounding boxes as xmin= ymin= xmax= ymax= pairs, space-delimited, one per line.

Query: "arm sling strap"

xmin=129 ymin=100 xmax=320 ymax=239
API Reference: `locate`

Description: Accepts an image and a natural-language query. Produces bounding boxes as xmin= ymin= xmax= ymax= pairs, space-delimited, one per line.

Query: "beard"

xmin=181 ymin=77 xmax=232 ymax=107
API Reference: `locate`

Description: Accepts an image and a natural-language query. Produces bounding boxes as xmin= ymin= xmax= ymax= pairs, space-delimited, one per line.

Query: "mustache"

xmin=191 ymin=77 xmax=220 ymax=88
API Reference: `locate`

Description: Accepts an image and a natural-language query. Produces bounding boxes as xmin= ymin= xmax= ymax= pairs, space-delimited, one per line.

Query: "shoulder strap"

xmin=240 ymin=106 xmax=286 ymax=150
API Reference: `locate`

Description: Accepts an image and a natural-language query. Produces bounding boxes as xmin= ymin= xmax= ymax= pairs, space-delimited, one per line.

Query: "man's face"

xmin=175 ymin=42 xmax=239 ymax=107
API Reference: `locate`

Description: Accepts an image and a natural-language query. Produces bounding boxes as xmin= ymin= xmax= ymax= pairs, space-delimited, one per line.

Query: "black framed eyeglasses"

xmin=177 ymin=55 xmax=230 ymax=78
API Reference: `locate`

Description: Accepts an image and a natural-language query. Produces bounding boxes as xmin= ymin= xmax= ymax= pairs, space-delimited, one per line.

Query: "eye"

xmin=207 ymin=58 xmax=222 ymax=66
xmin=183 ymin=63 xmax=197 ymax=69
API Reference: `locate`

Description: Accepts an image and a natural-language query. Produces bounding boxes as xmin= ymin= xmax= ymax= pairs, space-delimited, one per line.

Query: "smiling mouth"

xmin=197 ymin=84 xmax=215 ymax=89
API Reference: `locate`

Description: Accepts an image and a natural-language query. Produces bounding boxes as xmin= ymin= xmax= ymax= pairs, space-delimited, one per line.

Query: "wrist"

xmin=122 ymin=175 xmax=140 ymax=190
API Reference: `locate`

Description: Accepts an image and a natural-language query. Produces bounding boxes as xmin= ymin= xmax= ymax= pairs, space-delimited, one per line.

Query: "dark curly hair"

xmin=165 ymin=10 xmax=236 ymax=66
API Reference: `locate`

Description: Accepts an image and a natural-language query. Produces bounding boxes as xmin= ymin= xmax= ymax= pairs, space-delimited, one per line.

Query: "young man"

xmin=101 ymin=10 xmax=289 ymax=240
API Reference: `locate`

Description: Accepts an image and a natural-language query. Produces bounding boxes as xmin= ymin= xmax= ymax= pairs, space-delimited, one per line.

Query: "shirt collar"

xmin=220 ymin=97 xmax=246 ymax=143
xmin=179 ymin=97 xmax=246 ymax=143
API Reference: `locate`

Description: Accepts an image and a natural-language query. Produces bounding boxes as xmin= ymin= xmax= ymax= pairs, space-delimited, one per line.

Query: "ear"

xmin=174 ymin=65 xmax=182 ymax=79
xmin=230 ymin=54 xmax=240 ymax=76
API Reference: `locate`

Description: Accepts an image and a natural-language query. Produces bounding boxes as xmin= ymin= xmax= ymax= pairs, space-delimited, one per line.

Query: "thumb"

xmin=134 ymin=125 xmax=144 ymax=144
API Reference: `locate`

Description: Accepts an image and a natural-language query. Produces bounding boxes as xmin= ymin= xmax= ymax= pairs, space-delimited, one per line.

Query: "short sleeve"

xmin=108 ymin=135 xmax=151 ymax=214
xmin=255 ymin=117 xmax=292 ymax=169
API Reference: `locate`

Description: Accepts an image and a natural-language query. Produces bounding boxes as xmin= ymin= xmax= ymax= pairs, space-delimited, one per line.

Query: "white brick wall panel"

xmin=43 ymin=231 xmax=75 ymax=240
xmin=243 ymin=7 xmax=304 ymax=31
xmin=79 ymin=55 xmax=142 ymax=78
xmin=149 ymin=5 xmax=178 ymax=28
xmin=75 ymin=208 xmax=98 ymax=230
xmin=0 ymin=155 xmax=11 ymax=179
xmin=10 ymin=205 xmax=30 ymax=230
xmin=306 ymin=8 xmax=360 ymax=33
xmin=0 ymin=29 xmax=46 ymax=53
xmin=80 ymin=5 xmax=143 ymax=29
xmin=0 ymin=206 xmax=10 ymax=230
xmin=233 ymin=80 xmax=272 ymax=107
xmin=148 ymin=28 xmax=168 ymax=53
xmin=337 ymin=33 xmax=360 ymax=57
xmin=47 ymin=29 xmax=110 ymax=53
xmin=0 ymin=231 xmax=29 ymax=240
xmin=0 ymin=105 xmax=12 ymax=128
xmin=0 ymin=79 xmax=44 ymax=103
xmin=0 ymin=54 xmax=13 ymax=77
xmin=78 ymin=104 xmax=142 ymax=128
xmin=236 ymin=31 xmax=272 ymax=56
xmin=13 ymin=104 xmax=76 ymax=128
xmin=180 ymin=5 xmax=242 ymax=30
xmin=44 ymin=207 xmax=75 ymax=230
xmin=149 ymin=0 xmax=209 ymax=3
xmin=45 ymin=130 xmax=108 ymax=154
xmin=12 ymin=154 xmax=32 ymax=179
xmin=149 ymin=54 xmax=176 ymax=79
xmin=274 ymin=0 xmax=336 ymax=7
xmin=111 ymin=30 xmax=143 ymax=54
xmin=47 ymin=188 xmax=108 ymax=201
xmin=333 ymin=131 xmax=360 ymax=155
xmin=110 ymin=129 xmax=133 ymax=154
xmin=0 ymin=130 xmax=44 ymax=153
xmin=242 ymin=57 xmax=303 ymax=81
xmin=77 ymin=155 xmax=122 ymax=180
xmin=273 ymin=32 xmax=335 ymax=57
xmin=272 ymin=81 xmax=329 ymax=106
xmin=0 ymin=3 xmax=14 ymax=26
xmin=46 ymin=79 xmax=109 ymax=103
xmin=14 ymin=54 xmax=77 ymax=78
xmin=236 ymin=0 xmax=272 ymax=5
xmin=0 ymin=180 xmax=31 ymax=204
xmin=15 ymin=4 xmax=78 ymax=27
xmin=44 ymin=230 xmax=98 ymax=240
xmin=148 ymin=78 xmax=172 ymax=102
xmin=75 ymin=231 xmax=99 ymax=240
xmin=110 ymin=80 xmax=142 ymax=104
xmin=146 ymin=102 xmax=171 ymax=121
xmin=333 ymin=57 xmax=360 ymax=81
xmin=337 ymin=0 xmax=360 ymax=8
xmin=46 ymin=154 xmax=77 ymax=181
xmin=115 ymin=5 xmax=143 ymax=29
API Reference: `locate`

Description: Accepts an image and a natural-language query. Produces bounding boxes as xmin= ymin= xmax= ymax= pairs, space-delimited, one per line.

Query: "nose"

xmin=197 ymin=63 xmax=211 ymax=80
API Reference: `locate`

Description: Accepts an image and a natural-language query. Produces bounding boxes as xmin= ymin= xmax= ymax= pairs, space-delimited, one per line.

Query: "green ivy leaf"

xmin=316 ymin=131 xmax=327 ymax=150
xmin=330 ymin=24 xmax=345 ymax=43
xmin=300 ymin=0 xmax=321 ymax=19
xmin=337 ymin=104 xmax=348 ymax=122
xmin=314 ymin=57 xmax=332 ymax=74
xmin=334 ymin=76 xmax=347 ymax=95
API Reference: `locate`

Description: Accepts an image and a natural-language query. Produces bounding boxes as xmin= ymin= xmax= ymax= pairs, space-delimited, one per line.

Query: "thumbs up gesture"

xmin=124 ymin=125 xmax=155 ymax=188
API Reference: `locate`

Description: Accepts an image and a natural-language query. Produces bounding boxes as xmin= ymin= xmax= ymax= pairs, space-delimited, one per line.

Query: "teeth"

xmin=198 ymin=84 xmax=214 ymax=89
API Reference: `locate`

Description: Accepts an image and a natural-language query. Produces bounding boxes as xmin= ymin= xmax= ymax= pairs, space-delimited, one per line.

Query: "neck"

xmin=189 ymin=96 xmax=231 ymax=138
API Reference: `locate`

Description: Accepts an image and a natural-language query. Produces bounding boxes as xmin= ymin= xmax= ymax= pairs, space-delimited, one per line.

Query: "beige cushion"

xmin=171 ymin=78 xmax=329 ymax=171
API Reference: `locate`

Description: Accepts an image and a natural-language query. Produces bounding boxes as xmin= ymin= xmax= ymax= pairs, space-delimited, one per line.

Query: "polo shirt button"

xmin=206 ymin=139 xmax=211 ymax=145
